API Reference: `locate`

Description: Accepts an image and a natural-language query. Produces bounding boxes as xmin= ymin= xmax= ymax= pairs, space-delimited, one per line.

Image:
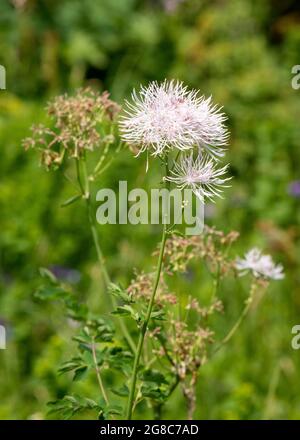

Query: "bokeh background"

xmin=1 ymin=0 xmax=300 ymax=419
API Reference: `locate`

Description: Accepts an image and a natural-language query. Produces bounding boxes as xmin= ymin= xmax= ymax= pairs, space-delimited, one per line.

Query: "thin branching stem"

xmin=212 ymin=298 xmax=252 ymax=354
xmin=126 ymin=222 xmax=167 ymax=419
xmin=75 ymin=156 xmax=136 ymax=354
xmin=126 ymin=157 xmax=169 ymax=420
xmin=91 ymin=337 xmax=109 ymax=405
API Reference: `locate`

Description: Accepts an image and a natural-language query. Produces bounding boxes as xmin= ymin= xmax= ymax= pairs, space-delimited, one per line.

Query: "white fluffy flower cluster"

xmin=120 ymin=80 xmax=228 ymax=158
xmin=120 ymin=80 xmax=230 ymax=202
xmin=236 ymin=248 xmax=284 ymax=280
xmin=165 ymin=154 xmax=231 ymax=202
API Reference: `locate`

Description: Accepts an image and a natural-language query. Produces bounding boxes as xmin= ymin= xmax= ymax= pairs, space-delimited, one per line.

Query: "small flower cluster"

xmin=168 ymin=320 xmax=213 ymax=377
xmin=127 ymin=270 xmax=177 ymax=307
xmin=120 ymin=80 xmax=230 ymax=202
xmin=153 ymin=320 xmax=211 ymax=420
xmin=23 ymin=88 xmax=121 ymax=168
xmin=185 ymin=297 xmax=224 ymax=318
xmin=151 ymin=296 xmax=223 ymax=420
xmin=162 ymin=227 xmax=239 ymax=276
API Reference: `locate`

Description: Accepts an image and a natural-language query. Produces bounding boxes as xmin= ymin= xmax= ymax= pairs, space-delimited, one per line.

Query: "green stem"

xmin=156 ymin=333 xmax=175 ymax=367
xmin=80 ymin=157 xmax=111 ymax=287
xmin=168 ymin=375 xmax=180 ymax=398
xmin=153 ymin=374 xmax=180 ymax=420
xmin=76 ymin=157 xmax=136 ymax=354
xmin=213 ymin=299 xmax=252 ymax=355
xmin=211 ymin=263 xmax=221 ymax=303
xmin=126 ymin=223 xmax=167 ymax=419
xmin=221 ymin=301 xmax=251 ymax=345
xmin=126 ymin=157 xmax=170 ymax=420
xmin=91 ymin=338 xmax=109 ymax=405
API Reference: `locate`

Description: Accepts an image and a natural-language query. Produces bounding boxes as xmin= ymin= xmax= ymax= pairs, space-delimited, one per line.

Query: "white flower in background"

xmin=165 ymin=153 xmax=231 ymax=202
xmin=236 ymin=248 xmax=284 ymax=280
xmin=120 ymin=80 xmax=229 ymax=157
xmin=163 ymin=0 xmax=185 ymax=13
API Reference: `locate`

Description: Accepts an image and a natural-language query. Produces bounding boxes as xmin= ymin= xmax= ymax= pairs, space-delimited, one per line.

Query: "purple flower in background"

xmin=163 ymin=0 xmax=185 ymax=13
xmin=49 ymin=266 xmax=81 ymax=284
xmin=288 ymin=180 xmax=300 ymax=198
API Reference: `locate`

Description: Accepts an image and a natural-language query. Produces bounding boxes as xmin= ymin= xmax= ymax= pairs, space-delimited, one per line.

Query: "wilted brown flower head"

xmin=127 ymin=270 xmax=177 ymax=307
xmin=22 ymin=88 xmax=121 ymax=169
xmin=152 ymin=296 xmax=223 ymax=420
xmin=169 ymin=320 xmax=213 ymax=377
xmin=185 ymin=296 xmax=223 ymax=318
xmin=162 ymin=226 xmax=239 ymax=276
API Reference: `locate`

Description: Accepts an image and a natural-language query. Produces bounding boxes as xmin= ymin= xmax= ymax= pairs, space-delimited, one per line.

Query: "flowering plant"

xmin=24 ymin=81 xmax=284 ymax=420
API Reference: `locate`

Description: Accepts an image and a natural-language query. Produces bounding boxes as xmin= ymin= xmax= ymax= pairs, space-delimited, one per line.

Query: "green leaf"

xmin=141 ymin=384 xmax=168 ymax=401
xmin=73 ymin=366 xmax=88 ymax=382
xmin=141 ymin=369 xmax=168 ymax=385
xmin=58 ymin=357 xmax=83 ymax=375
xmin=47 ymin=395 xmax=100 ymax=419
xmin=111 ymin=384 xmax=129 ymax=397
xmin=61 ymin=194 xmax=82 ymax=207
xmin=98 ymin=404 xmax=123 ymax=420
xmin=107 ymin=347 xmax=133 ymax=375
xmin=150 ymin=309 xmax=166 ymax=320
xmin=112 ymin=305 xmax=140 ymax=322
xmin=111 ymin=306 xmax=131 ymax=316
xmin=35 ymin=269 xmax=88 ymax=321
xmin=106 ymin=405 xmax=123 ymax=415
xmin=39 ymin=267 xmax=58 ymax=283
xmin=108 ymin=283 xmax=133 ymax=303
xmin=34 ymin=285 xmax=68 ymax=301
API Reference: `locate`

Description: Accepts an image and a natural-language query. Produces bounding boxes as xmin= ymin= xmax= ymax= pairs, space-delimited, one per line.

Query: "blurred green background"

xmin=1 ymin=0 xmax=300 ymax=419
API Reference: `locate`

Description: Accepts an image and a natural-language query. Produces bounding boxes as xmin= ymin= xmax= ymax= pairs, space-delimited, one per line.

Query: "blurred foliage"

xmin=0 ymin=0 xmax=300 ymax=419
